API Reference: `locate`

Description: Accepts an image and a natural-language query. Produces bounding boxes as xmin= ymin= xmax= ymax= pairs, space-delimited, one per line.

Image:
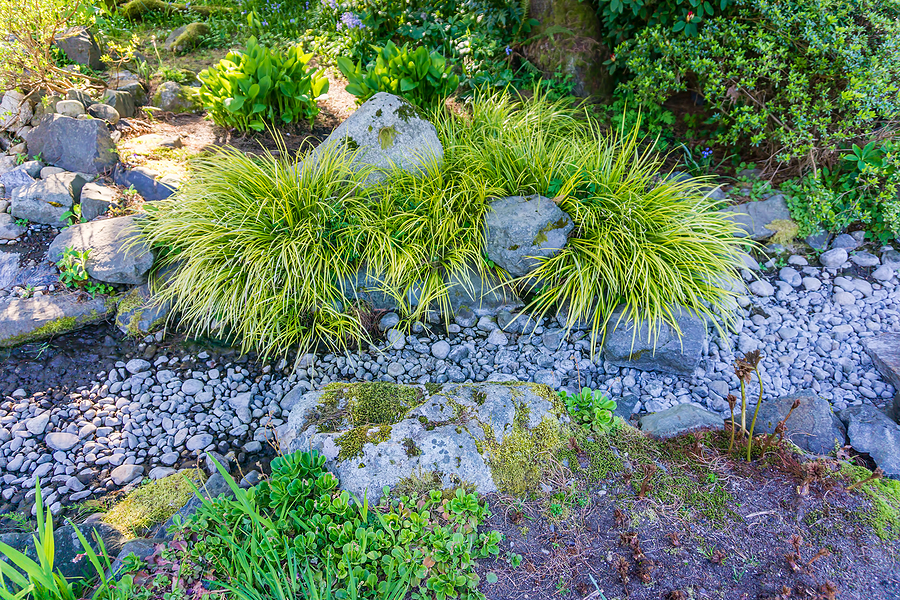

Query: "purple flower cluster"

xmin=700 ymin=147 xmax=713 ymax=159
xmin=337 ymin=11 xmax=364 ymax=30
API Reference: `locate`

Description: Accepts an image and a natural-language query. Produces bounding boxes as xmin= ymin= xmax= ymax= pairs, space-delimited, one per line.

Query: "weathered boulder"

xmin=152 ymin=81 xmax=198 ymax=113
xmin=116 ymin=283 xmax=171 ymax=336
xmin=751 ymin=390 xmax=845 ymax=455
xmin=0 ymin=164 xmax=37 ymax=194
xmin=862 ymin=334 xmax=900 ymax=407
xmin=26 ymin=114 xmax=118 ymax=174
xmin=0 ymin=294 xmax=115 ymax=347
xmin=113 ymin=165 xmax=178 ymax=201
xmin=80 ymin=182 xmax=118 ymax=221
xmin=277 ymin=382 xmax=559 ymax=503
xmin=87 ymin=103 xmax=120 ymax=124
xmin=107 ymin=69 xmax=142 ymax=89
xmin=0 ymin=214 xmax=26 ymax=240
xmin=0 ymin=91 xmax=33 ymax=132
xmin=603 ymin=306 xmax=707 ymax=375
xmin=10 ymin=176 xmax=75 ymax=226
xmin=0 ymin=523 xmax=124 ymax=580
xmin=719 ymin=194 xmax=793 ymax=241
xmin=54 ymin=26 xmax=103 ymax=70
xmin=48 ymin=215 xmax=154 ymax=284
xmin=842 ymin=405 xmax=900 ymax=479
xmin=309 ymin=92 xmax=443 ymax=184
xmin=100 ymin=89 xmax=136 ymax=118
xmin=165 ymin=22 xmax=209 ymax=53
xmin=56 ymin=99 xmax=86 ymax=117
xmin=484 ymin=194 xmax=574 ymax=277
xmin=639 ymin=403 xmax=723 ymax=439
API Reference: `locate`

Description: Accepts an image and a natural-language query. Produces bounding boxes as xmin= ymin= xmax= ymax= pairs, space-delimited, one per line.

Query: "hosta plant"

xmin=337 ymin=40 xmax=459 ymax=108
xmin=197 ymin=36 xmax=329 ymax=131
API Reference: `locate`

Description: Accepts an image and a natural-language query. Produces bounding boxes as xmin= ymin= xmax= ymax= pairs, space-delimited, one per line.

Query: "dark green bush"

xmin=337 ymin=40 xmax=459 ymax=107
xmin=618 ymin=0 xmax=900 ymax=166
xmin=197 ymin=36 xmax=329 ymax=131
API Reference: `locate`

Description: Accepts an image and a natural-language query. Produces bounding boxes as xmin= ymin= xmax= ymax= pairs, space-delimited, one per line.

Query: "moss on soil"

xmin=103 ymin=469 xmax=206 ymax=538
xmin=481 ymin=415 xmax=565 ymax=496
xmin=335 ymin=424 xmax=393 ymax=460
xmin=841 ymin=462 xmax=900 ymax=540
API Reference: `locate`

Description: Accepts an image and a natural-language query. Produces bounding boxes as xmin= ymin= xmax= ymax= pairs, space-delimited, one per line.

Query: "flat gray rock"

xmin=751 ymin=390 xmax=845 ymax=455
xmin=48 ymin=215 xmax=153 ymax=284
xmin=80 ymin=182 xmax=117 ymax=221
xmin=719 ymin=194 xmax=792 ymax=241
xmin=0 ymin=214 xmax=26 ymax=240
xmin=0 ymin=164 xmax=36 ymax=194
xmin=26 ymin=114 xmax=118 ymax=175
xmin=309 ymin=92 xmax=442 ymax=185
xmin=603 ymin=306 xmax=707 ymax=375
xmin=0 ymin=294 xmax=114 ymax=348
xmin=842 ymin=405 xmax=900 ymax=479
xmin=639 ymin=403 xmax=723 ymax=439
xmin=484 ymin=195 xmax=574 ymax=277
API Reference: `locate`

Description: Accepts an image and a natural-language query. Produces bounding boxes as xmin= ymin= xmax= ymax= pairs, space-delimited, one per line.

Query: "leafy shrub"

xmin=337 ymin=40 xmax=459 ymax=107
xmin=197 ymin=36 xmax=329 ymax=131
xmin=559 ymin=387 xmax=617 ymax=434
xmin=618 ymin=0 xmax=900 ymax=166
xmin=785 ymin=139 xmax=900 ymax=241
xmin=596 ymin=0 xmax=736 ymax=53
xmin=180 ymin=451 xmax=502 ymax=600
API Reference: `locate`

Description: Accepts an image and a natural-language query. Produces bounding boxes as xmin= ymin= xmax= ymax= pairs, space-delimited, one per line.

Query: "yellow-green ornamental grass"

xmin=139 ymin=92 xmax=745 ymax=359
xmin=103 ymin=470 xmax=206 ymax=538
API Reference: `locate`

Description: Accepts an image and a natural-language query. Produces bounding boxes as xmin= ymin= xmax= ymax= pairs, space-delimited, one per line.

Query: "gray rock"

xmin=45 ymin=432 xmax=80 ymax=451
xmin=802 ymin=277 xmax=822 ymax=291
xmin=443 ymin=265 xmax=521 ymax=316
xmin=48 ymin=215 xmax=153 ymax=284
xmin=833 ymin=291 xmax=856 ymax=306
xmin=831 ymin=234 xmax=859 ymax=250
xmin=0 ymin=294 xmax=114 ymax=348
xmin=872 ymin=265 xmax=895 ymax=281
xmin=0 ymin=164 xmax=37 ymax=194
xmin=804 ymin=232 xmax=831 ymax=251
xmin=107 ymin=538 xmax=163 ymax=579
xmin=778 ymin=267 xmax=801 ymax=287
xmin=151 ymin=81 xmax=197 ymax=113
xmin=56 ymin=100 xmax=85 ymax=117
xmin=842 ymin=405 xmax=900 ymax=479
xmin=751 ymin=391 xmax=845 ymax=455
xmin=862 ymin=334 xmax=900 ymax=408
xmin=186 ymin=433 xmax=213 ymax=451
xmin=639 ymin=403 xmax=723 ymax=439
xmin=277 ymin=382 xmax=555 ymax=503
xmin=749 ymin=280 xmax=775 ymax=297
xmin=87 ymin=103 xmax=120 ymax=125
xmin=54 ymin=26 xmax=103 ymax=70
xmin=0 ymin=523 xmax=123 ymax=580
xmin=26 ymin=114 xmax=118 ymax=175
xmin=181 ymin=380 xmax=204 ymax=395
xmin=0 ymin=214 xmax=26 ymax=240
xmin=26 ymin=413 xmax=50 ymax=435
xmin=116 ymin=283 xmax=171 ymax=336
xmin=719 ymin=195 xmax=792 ymax=241
xmin=819 ymin=248 xmax=848 ymax=269
xmin=309 ymin=92 xmax=442 ymax=185
xmin=80 ymin=182 xmax=117 ymax=221
xmin=100 ymin=89 xmax=136 ymax=119
xmin=125 ymin=358 xmax=151 ymax=374
xmin=115 ymin=82 xmax=148 ymax=107
xmin=110 ymin=464 xmax=144 ymax=485
xmin=850 ymin=252 xmax=880 ymax=268
xmin=9 ymin=176 xmax=74 ymax=226
xmin=0 ymin=91 xmax=33 ymax=132
xmin=107 ymin=70 xmax=141 ymax=90
xmin=431 ymin=340 xmax=451 ymax=360
xmin=603 ymin=306 xmax=707 ymax=376
xmin=484 ymin=195 xmax=574 ymax=277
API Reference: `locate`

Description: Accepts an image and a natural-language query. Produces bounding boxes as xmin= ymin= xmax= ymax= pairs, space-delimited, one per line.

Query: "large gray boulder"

xmin=842 ymin=405 xmax=900 ymax=479
xmin=10 ymin=176 xmax=75 ymax=226
xmin=48 ymin=215 xmax=153 ymax=284
xmin=0 ymin=294 xmax=114 ymax=347
xmin=277 ymin=382 xmax=557 ymax=503
xmin=0 ymin=91 xmax=33 ymax=132
xmin=0 ymin=164 xmax=37 ymax=194
xmin=603 ymin=306 xmax=707 ymax=375
xmin=719 ymin=194 xmax=792 ymax=241
xmin=862 ymin=335 xmax=900 ymax=413
xmin=113 ymin=165 xmax=178 ymax=201
xmin=751 ymin=390 xmax=845 ymax=455
xmin=54 ymin=26 xmax=103 ymax=70
xmin=310 ymin=92 xmax=443 ymax=184
xmin=26 ymin=114 xmax=118 ymax=174
xmin=639 ymin=403 xmax=723 ymax=438
xmin=484 ymin=195 xmax=574 ymax=277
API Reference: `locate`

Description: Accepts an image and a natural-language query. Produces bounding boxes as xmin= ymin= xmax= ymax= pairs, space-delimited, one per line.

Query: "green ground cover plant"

xmin=139 ymin=92 xmax=744 ymax=359
xmin=197 ymin=36 xmax=329 ymax=131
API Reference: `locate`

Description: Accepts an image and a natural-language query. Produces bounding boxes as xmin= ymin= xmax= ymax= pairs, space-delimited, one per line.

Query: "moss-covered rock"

xmin=103 ymin=469 xmax=206 ymax=537
xmin=524 ymin=0 xmax=612 ymax=98
xmin=165 ymin=22 xmax=209 ymax=54
xmin=152 ymin=81 xmax=200 ymax=113
xmin=115 ymin=283 xmax=172 ymax=337
xmin=276 ymin=382 xmax=562 ymax=502
xmin=121 ymin=0 xmax=230 ymax=21
xmin=0 ymin=294 xmax=116 ymax=348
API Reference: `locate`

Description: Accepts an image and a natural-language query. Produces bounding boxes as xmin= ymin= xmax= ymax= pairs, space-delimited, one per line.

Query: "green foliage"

xmin=55 ymin=247 xmax=112 ymax=296
xmin=619 ymin=0 xmax=900 ymax=166
xmin=785 ymin=139 xmax=900 ymax=241
xmin=0 ymin=481 xmax=115 ymax=600
xmin=558 ymin=387 xmax=617 ymax=434
xmin=197 ymin=36 xmax=329 ymax=131
xmin=182 ymin=452 xmax=502 ymax=600
xmin=337 ymin=41 xmax=459 ymax=108
xmin=598 ymin=91 xmax=677 ymax=152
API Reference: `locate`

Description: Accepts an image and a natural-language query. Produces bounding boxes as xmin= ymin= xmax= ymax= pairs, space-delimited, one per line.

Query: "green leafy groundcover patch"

xmin=167 ymin=451 xmax=502 ymax=599
xmin=139 ymin=92 xmax=745 ymax=359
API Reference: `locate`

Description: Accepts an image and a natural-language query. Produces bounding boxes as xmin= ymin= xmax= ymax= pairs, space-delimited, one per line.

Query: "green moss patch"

xmin=104 ymin=469 xmax=206 ymax=538
xmin=841 ymin=462 xmax=900 ymax=539
xmin=482 ymin=416 xmax=565 ymax=496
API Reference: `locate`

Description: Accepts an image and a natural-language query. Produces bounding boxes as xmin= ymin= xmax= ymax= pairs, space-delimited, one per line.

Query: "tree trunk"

xmin=524 ymin=0 xmax=611 ymax=98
